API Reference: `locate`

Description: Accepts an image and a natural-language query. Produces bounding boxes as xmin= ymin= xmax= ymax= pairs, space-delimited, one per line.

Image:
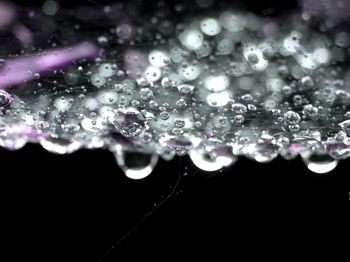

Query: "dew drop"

xmin=302 ymin=152 xmax=338 ymax=174
xmin=0 ymin=90 xmax=13 ymax=109
xmin=115 ymin=149 xmax=158 ymax=179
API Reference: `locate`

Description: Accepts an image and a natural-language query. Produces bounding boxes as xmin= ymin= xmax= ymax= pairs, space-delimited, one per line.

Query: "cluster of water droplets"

xmin=1 ymin=1 xmax=350 ymax=178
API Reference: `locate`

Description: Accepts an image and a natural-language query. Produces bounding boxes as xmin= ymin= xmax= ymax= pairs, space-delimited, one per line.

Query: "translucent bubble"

xmin=99 ymin=105 xmax=116 ymax=120
xmin=266 ymin=78 xmax=284 ymax=93
xmin=284 ymin=111 xmax=301 ymax=125
xmin=231 ymin=103 xmax=247 ymax=114
xmin=97 ymin=90 xmax=118 ymax=105
xmin=144 ymin=66 xmax=162 ymax=82
xmin=178 ymin=63 xmax=201 ymax=81
xmin=0 ymin=134 xmax=27 ymax=150
xmin=238 ymin=76 xmax=254 ymax=91
xmin=54 ymin=97 xmax=72 ymax=112
xmin=97 ymin=36 xmax=108 ymax=44
xmin=294 ymin=52 xmax=318 ymax=70
xmin=232 ymin=115 xmax=245 ymax=125
xmin=98 ymin=63 xmax=117 ymax=77
xmin=116 ymin=23 xmax=133 ymax=40
xmin=91 ymin=74 xmax=106 ymax=88
xmin=339 ymin=120 xmax=350 ymax=136
xmin=335 ymin=32 xmax=350 ymax=48
xmin=169 ymin=47 xmax=184 ymax=63
xmin=326 ymin=139 xmax=350 ymax=160
xmin=177 ymin=84 xmax=194 ymax=94
xmin=81 ymin=117 xmax=105 ymax=132
xmin=148 ymin=50 xmax=169 ymax=68
xmin=195 ymin=41 xmax=212 ymax=58
xmin=205 ymin=90 xmax=232 ymax=107
xmin=243 ymin=45 xmax=268 ymax=71
xmin=42 ymin=0 xmax=59 ymax=16
xmin=203 ymin=74 xmax=230 ymax=92
xmin=179 ymin=29 xmax=204 ymax=50
xmin=195 ymin=0 xmax=214 ymax=8
xmin=85 ymin=97 xmax=100 ymax=111
xmin=219 ymin=12 xmax=246 ymax=32
xmin=216 ymin=38 xmax=233 ymax=55
xmin=282 ymin=36 xmax=300 ymax=55
xmin=200 ymin=18 xmax=222 ymax=36
xmin=312 ymin=48 xmax=330 ymax=64
xmin=189 ymin=143 xmax=236 ymax=171
xmin=41 ymin=137 xmax=81 ymax=154
xmin=244 ymin=134 xmax=279 ymax=163
xmin=303 ymin=104 xmax=318 ymax=118
xmin=149 ymin=112 xmax=177 ymax=132
xmin=211 ymin=115 xmax=231 ymax=132
xmin=0 ymin=90 xmax=13 ymax=108
xmin=139 ymin=88 xmax=154 ymax=101
xmin=112 ymin=108 xmax=146 ymax=137
xmin=167 ymin=73 xmax=183 ymax=86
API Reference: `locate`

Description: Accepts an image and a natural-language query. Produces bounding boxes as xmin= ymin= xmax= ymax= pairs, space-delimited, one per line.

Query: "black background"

xmin=1 ymin=0 xmax=350 ymax=260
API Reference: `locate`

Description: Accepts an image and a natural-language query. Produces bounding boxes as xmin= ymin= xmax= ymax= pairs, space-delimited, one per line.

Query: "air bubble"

xmin=91 ymin=74 xmax=106 ymax=88
xmin=179 ymin=29 xmax=204 ymax=50
xmin=148 ymin=50 xmax=169 ymax=68
xmin=200 ymin=18 xmax=222 ymax=36
xmin=203 ymin=74 xmax=229 ymax=92
xmin=0 ymin=90 xmax=13 ymax=109
xmin=112 ymin=108 xmax=146 ymax=137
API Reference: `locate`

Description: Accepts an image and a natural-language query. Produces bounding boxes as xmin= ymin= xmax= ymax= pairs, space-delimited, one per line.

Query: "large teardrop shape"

xmin=115 ymin=149 xmax=158 ymax=179
xmin=301 ymin=152 xmax=338 ymax=174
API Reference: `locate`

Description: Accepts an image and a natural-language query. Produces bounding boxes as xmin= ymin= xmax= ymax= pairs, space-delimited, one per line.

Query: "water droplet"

xmin=339 ymin=120 xmax=350 ymax=136
xmin=302 ymin=152 xmax=338 ymax=174
xmin=189 ymin=142 xmax=236 ymax=171
xmin=41 ymin=137 xmax=81 ymax=154
xmin=112 ymin=108 xmax=146 ymax=137
xmin=115 ymin=149 xmax=158 ymax=179
xmin=200 ymin=18 xmax=222 ymax=36
xmin=0 ymin=90 xmax=13 ymax=109
xmin=284 ymin=111 xmax=301 ymax=125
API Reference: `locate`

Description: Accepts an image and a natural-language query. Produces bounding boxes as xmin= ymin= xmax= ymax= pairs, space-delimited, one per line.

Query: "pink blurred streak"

xmin=0 ymin=42 xmax=99 ymax=89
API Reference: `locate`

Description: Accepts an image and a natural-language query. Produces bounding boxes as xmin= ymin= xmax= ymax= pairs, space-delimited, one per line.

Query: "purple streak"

xmin=12 ymin=23 xmax=32 ymax=45
xmin=0 ymin=1 xmax=15 ymax=29
xmin=5 ymin=124 xmax=48 ymax=140
xmin=0 ymin=42 xmax=99 ymax=89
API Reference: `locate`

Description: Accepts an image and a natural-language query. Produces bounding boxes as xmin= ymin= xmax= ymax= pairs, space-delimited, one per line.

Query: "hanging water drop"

xmin=302 ymin=152 xmax=338 ymax=174
xmin=114 ymin=148 xmax=158 ymax=179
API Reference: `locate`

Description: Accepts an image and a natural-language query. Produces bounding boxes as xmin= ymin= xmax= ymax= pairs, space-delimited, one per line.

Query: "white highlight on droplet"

xmin=305 ymin=159 xmax=338 ymax=174
xmin=189 ymin=148 xmax=234 ymax=172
